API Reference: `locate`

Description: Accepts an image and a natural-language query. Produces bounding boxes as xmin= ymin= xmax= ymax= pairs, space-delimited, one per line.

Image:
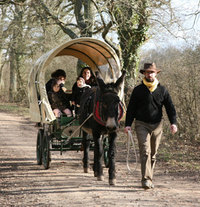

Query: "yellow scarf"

xmin=143 ymin=78 xmax=159 ymax=92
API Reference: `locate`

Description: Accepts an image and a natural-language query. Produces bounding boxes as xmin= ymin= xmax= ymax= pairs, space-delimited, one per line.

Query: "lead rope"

xmin=126 ymin=130 xmax=138 ymax=173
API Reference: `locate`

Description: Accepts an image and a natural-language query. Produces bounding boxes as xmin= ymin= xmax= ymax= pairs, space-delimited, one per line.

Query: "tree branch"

xmin=34 ymin=0 xmax=78 ymax=39
xmin=91 ymin=0 xmax=120 ymax=55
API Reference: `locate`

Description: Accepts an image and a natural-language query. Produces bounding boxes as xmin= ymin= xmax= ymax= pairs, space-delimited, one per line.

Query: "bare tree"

xmin=1 ymin=0 xmax=199 ymax=103
xmin=141 ymin=45 xmax=200 ymax=143
xmin=0 ymin=0 xmax=57 ymax=102
xmin=29 ymin=0 xmax=150 ymax=81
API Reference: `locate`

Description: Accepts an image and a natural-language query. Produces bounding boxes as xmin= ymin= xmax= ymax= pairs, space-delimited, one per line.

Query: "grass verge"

xmin=0 ymin=102 xmax=29 ymax=117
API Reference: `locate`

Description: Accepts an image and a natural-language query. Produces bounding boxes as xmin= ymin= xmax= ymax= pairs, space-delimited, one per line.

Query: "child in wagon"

xmin=71 ymin=76 xmax=91 ymax=114
xmin=46 ymin=69 xmax=67 ymax=93
xmin=48 ymin=78 xmax=72 ymax=118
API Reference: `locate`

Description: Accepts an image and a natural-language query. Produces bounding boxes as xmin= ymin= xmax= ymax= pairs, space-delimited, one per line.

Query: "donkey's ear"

xmin=114 ymin=70 xmax=126 ymax=92
xmin=96 ymin=76 xmax=106 ymax=90
xmin=95 ymin=71 xmax=105 ymax=88
xmin=95 ymin=71 xmax=100 ymax=78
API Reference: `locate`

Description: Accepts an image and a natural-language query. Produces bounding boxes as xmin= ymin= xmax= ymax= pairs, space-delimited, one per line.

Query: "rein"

xmin=63 ymin=113 xmax=93 ymax=143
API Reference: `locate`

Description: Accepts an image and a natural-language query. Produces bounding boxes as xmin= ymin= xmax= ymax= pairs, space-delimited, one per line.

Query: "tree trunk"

xmin=74 ymin=0 xmax=95 ymax=37
xmin=74 ymin=0 xmax=95 ymax=74
xmin=9 ymin=48 xmax=17 ymax=102
xmin=113 ymin=0 xmax=149 ymax=83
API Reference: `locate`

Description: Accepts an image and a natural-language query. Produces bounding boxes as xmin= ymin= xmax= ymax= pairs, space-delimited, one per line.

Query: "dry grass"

xmin=0 ymin=102 xmax=30 ymax=117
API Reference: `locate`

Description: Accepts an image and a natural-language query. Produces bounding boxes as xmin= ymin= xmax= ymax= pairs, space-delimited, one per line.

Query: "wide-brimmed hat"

xmin=140 ymin=63 xmax=161 ymax=74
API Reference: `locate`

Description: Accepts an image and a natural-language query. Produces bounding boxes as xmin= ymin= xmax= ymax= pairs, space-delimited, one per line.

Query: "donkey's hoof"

xmin=94 ymin=172 xmax=97 ymax=177
xmin=83 ymin=167 xmax=89 ymax=173
xmin=109 ymin=179 xmax=116 ymax=186
xmin=97 ymin=175 xmax=104 ymax=181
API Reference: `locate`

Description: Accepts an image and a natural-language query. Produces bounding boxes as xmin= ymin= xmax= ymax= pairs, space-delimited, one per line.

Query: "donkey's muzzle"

xmin=106 ymin=117 xmax=117 ymax=132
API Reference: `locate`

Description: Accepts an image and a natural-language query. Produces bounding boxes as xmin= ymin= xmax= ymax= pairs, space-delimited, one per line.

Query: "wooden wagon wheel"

xmin=36 ymin=129 xmax=43 ymax=165
xmin=42 ymin=130 xmax=51 ymax=169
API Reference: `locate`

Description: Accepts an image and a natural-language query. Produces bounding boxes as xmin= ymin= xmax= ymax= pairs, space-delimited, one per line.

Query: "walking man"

xmin=125 ymin=63 xmax=177 ymax=189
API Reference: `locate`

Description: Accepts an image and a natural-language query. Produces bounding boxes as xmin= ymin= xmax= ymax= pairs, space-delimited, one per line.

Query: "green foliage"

xmin=112 ymin=0 xmax=150 ymax=80
xmin=0 ymin=102 xmax=29 ymax=117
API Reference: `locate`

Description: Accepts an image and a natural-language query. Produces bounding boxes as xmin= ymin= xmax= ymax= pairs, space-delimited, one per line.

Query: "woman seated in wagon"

xmin=71 ymin=66 xmax=97 ymax=114
xmin=47 ymin=78 xmax=72 ymax=118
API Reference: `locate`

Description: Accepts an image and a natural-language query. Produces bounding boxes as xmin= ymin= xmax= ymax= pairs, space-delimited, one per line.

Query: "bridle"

xmin=93 ymin=90 xmax=125 ymax=126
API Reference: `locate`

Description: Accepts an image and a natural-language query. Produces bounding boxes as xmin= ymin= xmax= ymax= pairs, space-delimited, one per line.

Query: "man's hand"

xmin=124 ymin=126 xmax=132 ymax=134
xmin=170 ymin=124 xmax=177 ymax=134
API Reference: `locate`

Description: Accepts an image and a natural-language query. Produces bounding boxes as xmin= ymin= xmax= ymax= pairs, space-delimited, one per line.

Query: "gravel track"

xmin=0 ymin=112 xmax=199 ymax=207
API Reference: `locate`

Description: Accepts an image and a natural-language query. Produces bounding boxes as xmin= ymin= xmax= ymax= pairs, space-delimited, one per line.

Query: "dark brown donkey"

xmin=79 ymin=71 xmax=126 ymax=185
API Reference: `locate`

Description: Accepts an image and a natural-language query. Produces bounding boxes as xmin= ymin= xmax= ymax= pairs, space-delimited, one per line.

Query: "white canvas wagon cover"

xmin=28 ymin=37 xmax=122 ymax=123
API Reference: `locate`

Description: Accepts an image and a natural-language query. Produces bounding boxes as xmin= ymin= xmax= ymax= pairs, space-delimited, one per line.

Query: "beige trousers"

xmin=135 ymin=120 xmax=163 ymax=182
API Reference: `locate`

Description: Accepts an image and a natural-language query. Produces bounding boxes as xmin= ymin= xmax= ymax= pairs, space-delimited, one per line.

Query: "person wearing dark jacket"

xmin=48 ymin=78 xmax=72 ymax=117
xmin=71 ymin=66 xmax=97 ymax=114
xmin=79 ymin=66 xmax=97 ymax=87
xmin=125 ymin=63 xmax=177 ymax=189
xmin=46 ymin=69 xmax=67 ymax=93
xmin=72 ymin=67 xmax=96 ymax=94
xmin=71 ymin=77 xmax=91 ymax=114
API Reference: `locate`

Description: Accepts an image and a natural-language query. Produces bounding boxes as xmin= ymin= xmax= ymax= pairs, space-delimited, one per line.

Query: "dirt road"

xmin=0 ymin=112 xmax=199 ymax=207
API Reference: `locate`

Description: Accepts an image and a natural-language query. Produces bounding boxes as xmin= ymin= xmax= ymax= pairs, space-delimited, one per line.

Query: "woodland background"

xmin=0 ymin=0 xmax=200 ymax=153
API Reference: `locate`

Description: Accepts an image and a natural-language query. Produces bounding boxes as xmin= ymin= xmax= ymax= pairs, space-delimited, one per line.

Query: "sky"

xmin=142 ymin=0 xmax=200 ymax=51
